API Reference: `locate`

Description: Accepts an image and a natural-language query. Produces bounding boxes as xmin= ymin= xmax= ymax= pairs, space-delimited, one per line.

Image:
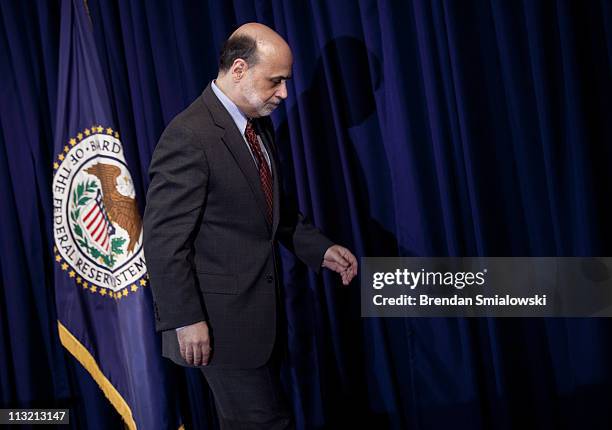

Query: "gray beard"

xmin=243 ymin=82 xmax=277 ymax=117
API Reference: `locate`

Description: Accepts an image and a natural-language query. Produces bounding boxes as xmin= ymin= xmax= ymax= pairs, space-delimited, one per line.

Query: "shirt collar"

xmin=211 ymin=80 xmax=248 ymax=136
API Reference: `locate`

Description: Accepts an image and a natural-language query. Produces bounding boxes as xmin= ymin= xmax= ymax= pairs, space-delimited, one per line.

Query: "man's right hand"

xmin=177 ymin=321 xmax=211 ymax=366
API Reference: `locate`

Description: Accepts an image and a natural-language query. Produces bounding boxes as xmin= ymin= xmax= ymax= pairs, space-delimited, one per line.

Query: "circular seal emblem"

xmin=53 ymin=126 xmax=147 ymax=299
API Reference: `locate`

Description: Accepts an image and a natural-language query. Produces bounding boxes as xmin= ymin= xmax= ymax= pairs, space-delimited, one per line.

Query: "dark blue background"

xmin=1 ymin=0 xmax=612 ymax=429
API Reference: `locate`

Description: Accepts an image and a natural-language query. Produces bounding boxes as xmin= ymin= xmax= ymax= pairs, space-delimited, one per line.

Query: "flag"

xmin=52 ymin=1 xmax=182 ymax=428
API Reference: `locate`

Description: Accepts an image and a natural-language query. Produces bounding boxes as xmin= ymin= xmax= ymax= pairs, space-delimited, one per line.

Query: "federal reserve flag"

xmin=52 ymin=1 xmax=181 ymax=428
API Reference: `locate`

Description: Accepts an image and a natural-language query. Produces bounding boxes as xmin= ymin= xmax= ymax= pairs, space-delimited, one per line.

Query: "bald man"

xmin=143 ymin=23 xmax=357 ymax=428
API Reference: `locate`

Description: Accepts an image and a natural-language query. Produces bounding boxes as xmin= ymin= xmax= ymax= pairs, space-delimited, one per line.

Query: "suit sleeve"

xmin=143 ymin=124 xmax=208 ymax=331
xmin=263 ymin=116 xmax=334 ymax=272
xmin=276 ymin=194 xmax=335 ymax=274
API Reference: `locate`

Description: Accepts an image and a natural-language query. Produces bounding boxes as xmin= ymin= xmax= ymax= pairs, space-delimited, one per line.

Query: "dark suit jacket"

xmin=143 ymin=83 xmax=333 ymax=369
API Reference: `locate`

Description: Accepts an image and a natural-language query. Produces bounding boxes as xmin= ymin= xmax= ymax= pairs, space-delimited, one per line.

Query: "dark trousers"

xmin=201 ymin=358 xmax=293 ymax=429
xmin=201 ymin=339 xmax=294 ymax=429
xmin=201 ymin=284 xmax=294 ymax=429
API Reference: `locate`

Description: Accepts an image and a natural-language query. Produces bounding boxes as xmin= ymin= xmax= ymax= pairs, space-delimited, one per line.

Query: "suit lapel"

xmin=201 ymin=84 xmax=271 ymax=233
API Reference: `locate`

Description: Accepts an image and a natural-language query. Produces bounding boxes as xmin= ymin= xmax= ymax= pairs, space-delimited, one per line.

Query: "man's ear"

xmin=231 ymin=59 xmax=248 ymax=82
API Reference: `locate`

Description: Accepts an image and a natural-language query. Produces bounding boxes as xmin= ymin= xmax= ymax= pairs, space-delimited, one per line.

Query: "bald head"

xmin=216 ymin=23 xmax=293 ymax=118
xmin=219 ymin=23 xmax=292 ymax=74
xmin=231 ymin=23 xmax=291 ymax=60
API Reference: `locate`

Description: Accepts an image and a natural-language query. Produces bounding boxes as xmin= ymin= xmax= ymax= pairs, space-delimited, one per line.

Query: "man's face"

xmin=238 ymin=47 xmax=293 ymax=117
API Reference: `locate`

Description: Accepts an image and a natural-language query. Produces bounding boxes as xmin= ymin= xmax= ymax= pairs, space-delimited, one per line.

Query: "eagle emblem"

xmin=84 ymin=163 xmax=142 ymax=253
xmin=53 ymin=126 xmax=147 ymax=298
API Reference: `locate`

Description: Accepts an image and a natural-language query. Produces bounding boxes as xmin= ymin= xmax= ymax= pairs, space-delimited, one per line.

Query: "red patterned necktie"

xmin=244 ymin=120 xmax=273 ymax=224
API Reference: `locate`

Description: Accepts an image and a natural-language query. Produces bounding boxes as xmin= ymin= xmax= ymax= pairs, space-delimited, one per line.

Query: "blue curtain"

xmin=1 ymin=1 xmax=612 ymax=429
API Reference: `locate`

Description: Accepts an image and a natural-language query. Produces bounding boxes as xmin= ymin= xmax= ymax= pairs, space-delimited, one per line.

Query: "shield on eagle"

xmin=81 ymin=189 xmax=116 ymax=254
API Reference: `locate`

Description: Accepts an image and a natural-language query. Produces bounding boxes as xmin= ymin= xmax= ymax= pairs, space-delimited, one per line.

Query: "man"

xmin=143 ymin=23 xmax=357 ymax=428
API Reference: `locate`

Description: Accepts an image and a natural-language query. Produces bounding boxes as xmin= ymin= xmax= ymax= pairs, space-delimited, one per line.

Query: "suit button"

xmin=266 ymin=274 xmax=274 ymax=283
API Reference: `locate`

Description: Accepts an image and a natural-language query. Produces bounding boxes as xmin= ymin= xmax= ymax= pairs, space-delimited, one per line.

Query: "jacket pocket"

xmin=196 ymin=272 xmax=239 ymax=295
